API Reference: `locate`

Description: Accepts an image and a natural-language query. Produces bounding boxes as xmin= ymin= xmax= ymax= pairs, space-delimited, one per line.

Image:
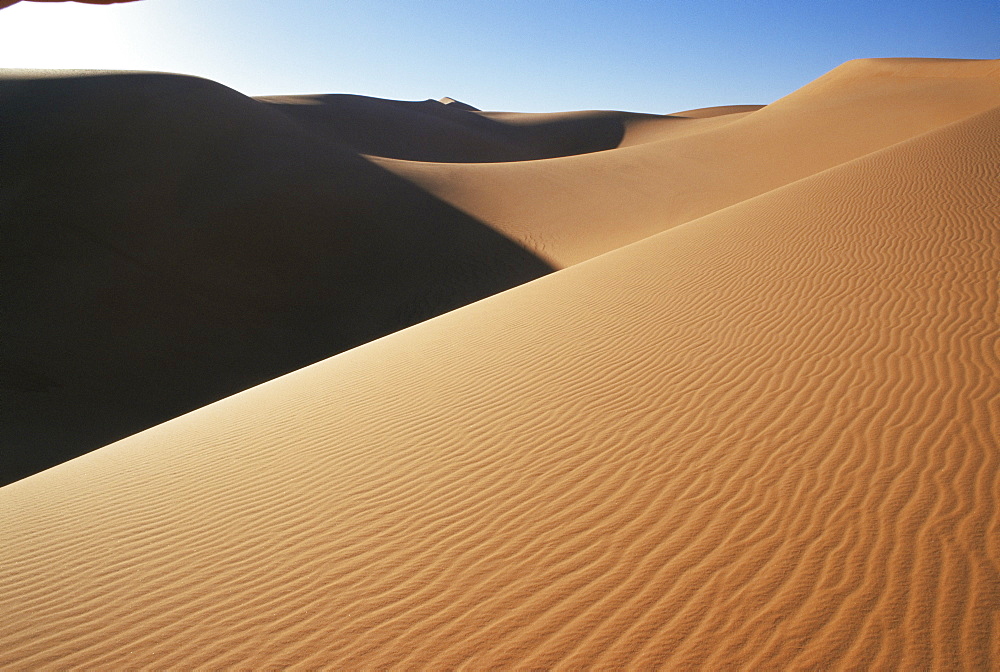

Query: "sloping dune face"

xmin=379 ymin=58 xmax=1000 ymax=265
xmin=1 ymin=95 xmax=997 ymax=669
xmin=4 ymin=60 xmax=996 ymax=486
xmin=0 ymin=72 xmax=553 ymax=485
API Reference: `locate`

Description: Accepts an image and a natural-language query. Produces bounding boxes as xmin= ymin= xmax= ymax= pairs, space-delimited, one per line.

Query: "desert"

xmin=1 ymin=16 xmax=998 ymax=668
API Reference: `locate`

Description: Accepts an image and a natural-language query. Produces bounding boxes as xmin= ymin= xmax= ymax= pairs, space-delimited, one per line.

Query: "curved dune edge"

xmin=0 ymin=70 xmax=556 ymax=484
xmin=255 ymin=93 xmax=657 ymax=162
xmin=377 ymin=58 xmax=1000 ymax=267
xmin=10 ymin=58 xmax=996 ymax=485
xmin=2 ymin=101 xmax=998 ymax=668
xmin=668 ymin=104 xmax=766 ymax=118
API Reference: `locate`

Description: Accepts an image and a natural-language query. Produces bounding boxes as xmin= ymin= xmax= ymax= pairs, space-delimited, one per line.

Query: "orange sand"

xmin=377 ymin=58 xmax=1000 ymax=265
xmin=1 ymin=58 xmax=998 ymax=668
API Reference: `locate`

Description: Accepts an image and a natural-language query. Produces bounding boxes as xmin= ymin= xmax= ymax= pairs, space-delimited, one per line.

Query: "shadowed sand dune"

xmin=0 ymin=71 xmax=553 ymax=485
xmin=378 ymin=58 xmax=1000 ymax=265
xmin=256 ymin=93 xmax=665 ymax=162
xmin=1 ymin=71 xmax=998 ymax=670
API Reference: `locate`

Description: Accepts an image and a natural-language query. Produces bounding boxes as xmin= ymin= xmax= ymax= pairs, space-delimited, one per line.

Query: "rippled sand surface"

xmin=2 ymin=58 xmax=998 ymax=669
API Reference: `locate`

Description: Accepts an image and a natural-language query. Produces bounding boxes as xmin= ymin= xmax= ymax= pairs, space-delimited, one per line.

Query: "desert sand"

xmin=376 ymin=58 xmax=1000 ymax=265
xmin=0 ymin=71 xmax=554 ymax=483
xmin=1 ymin=58 xmax=998 ymax=668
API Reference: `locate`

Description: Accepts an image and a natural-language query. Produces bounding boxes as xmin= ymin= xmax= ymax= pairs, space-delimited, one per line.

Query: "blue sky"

xmin=0 ymin=0 xmax=996 ymax=113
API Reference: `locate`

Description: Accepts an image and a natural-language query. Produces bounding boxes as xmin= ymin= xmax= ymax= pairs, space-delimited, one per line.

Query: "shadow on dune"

xmin=258 ymin=94 xmax=630 ymax=162
xmin=0 ymin=72 xmax=555 ymax=486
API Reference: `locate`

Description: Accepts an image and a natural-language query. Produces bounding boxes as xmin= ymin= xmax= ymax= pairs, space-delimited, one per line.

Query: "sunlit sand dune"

xmin=615 ymin=105 xmax=764 ymax=147
xmin=4 ymin=59 xmax=997 ymax=484
xmin=669 ymin=104 xmax=766 ymax=118
xmin=378 ymin=58 xmax=1000 ymax=265
xmin=1 ymin=83 xmax=997 ymax=670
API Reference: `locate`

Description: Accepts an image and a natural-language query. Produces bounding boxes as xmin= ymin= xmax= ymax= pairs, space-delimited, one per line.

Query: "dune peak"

xmin=437 ymin=97 xmax=480 ymax=111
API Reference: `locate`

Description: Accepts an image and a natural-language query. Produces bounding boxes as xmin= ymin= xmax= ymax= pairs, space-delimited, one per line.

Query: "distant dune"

xmin=255 ymin=93 xmax=662 ymax=162
xmin=1 ymin=59 xmax=999 ymax=668
xmin=377 ymin=58 xmax=1000 ymax=265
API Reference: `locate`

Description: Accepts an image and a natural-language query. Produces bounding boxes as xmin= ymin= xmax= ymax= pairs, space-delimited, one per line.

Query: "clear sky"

xmin=0 ymin=0 xmax=997 ymax=113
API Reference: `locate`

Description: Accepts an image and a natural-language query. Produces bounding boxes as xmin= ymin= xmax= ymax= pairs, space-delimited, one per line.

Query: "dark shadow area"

xmin=0 ymin=72 xmax=555 ymax=486
xmin=257 ymin=93 xmax=632 ymax=162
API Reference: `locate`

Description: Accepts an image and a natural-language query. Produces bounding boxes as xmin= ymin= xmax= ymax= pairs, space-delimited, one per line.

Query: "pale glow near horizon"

xmin=0 ymin=3 xmax=138 ymax=68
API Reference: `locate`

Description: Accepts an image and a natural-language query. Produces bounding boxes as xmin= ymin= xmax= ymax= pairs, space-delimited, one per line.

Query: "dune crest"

xmin=438 ymin=97 xmax=480 ymax=111
xmin=257 ymin=93 xmax=662 ymax=162
xmin=669 ymin=104 xmax=766 ymax=118
xmin=377 ymin=58 xmax=1000 ymax=266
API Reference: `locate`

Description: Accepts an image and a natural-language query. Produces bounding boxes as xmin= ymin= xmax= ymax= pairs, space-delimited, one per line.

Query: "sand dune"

xmin=257 ymin=93 xmax=667 ymax=162
xmin=437 ymin=97 xmax=480 ymax=111
xmin=0 ymin=71 xmax=552 ymax=484
xmin=669 ymin=104 xmax=766 ymax=118
xmin=6 ymin=60 xmax=994 ymax=487
xmin=378 ymin=58 xmax=1000 ymax=265
xmin=1 ymin=64 xmax=998 ymax=669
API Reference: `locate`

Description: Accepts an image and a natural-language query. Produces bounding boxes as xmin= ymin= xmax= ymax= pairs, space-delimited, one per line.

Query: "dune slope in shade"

xmin=2 ymin=101 xmax=998 ymax=668
xmin=0 ymin=71 xmax=553 ymax=485
xmin=257 ymin=93 xmax=660 ymax=163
